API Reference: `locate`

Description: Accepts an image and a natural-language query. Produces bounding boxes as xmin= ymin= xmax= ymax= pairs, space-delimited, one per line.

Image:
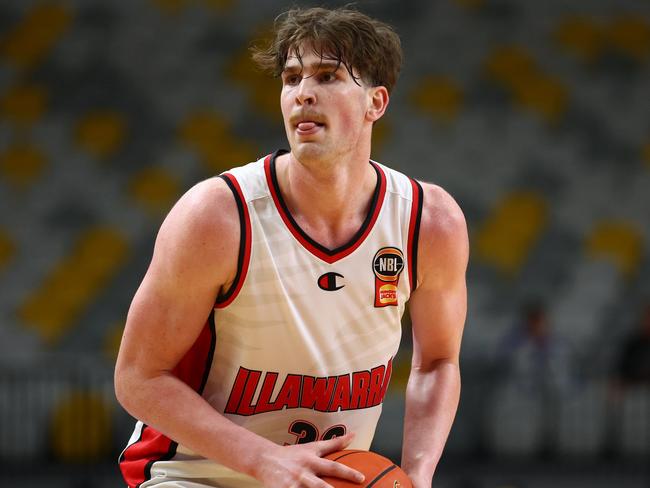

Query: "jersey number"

xmin=288 ymin=420 xmax=346 ymax=444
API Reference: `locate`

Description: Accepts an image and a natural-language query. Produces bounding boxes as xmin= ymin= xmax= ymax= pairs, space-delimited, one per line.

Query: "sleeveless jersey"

xmin=120 ymin=150 xmax=424 ymax=488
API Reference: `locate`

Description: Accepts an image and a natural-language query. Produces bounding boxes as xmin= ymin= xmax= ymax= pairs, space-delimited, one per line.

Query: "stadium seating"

xmin=19 ymin=228 xmax=128 ymax=344
xmin=0 ymin=142 xmax=46 ymax=189
xmin=475 ymin=191 xmax=548 ymax=276
xmin=0 ymin=83 xmax=48 ymax=126
xmin=0 ymin=1 xmax=648 ymax=483
xmin=129 ymin=166 xmax=181 ymax=215
xmin=0 ymin=3 xmax=72 ymax=70
xmin=555 ymin=16 xmax=604 ymax=63
xmin=75 ymin=111 xmax=128 ymax=159
xmin=0 ymin=231 xmax=13 ymax=271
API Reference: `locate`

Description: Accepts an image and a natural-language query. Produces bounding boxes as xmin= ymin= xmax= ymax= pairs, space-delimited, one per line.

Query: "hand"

xmin=254 ymin=432 xmax=365 ymax=488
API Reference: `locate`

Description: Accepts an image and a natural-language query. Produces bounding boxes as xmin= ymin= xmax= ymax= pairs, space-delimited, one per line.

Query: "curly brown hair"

xmin=251 ymin=6 xmax=402 ymax=94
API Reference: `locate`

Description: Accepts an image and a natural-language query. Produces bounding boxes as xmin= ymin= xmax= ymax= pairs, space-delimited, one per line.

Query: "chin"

xmin=292 ymin=142 xmax=328 ymax=163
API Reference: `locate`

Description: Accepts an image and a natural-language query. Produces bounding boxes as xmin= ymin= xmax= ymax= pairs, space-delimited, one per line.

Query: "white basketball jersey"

xmin=120 ymin=151 xmax=423 ymax=488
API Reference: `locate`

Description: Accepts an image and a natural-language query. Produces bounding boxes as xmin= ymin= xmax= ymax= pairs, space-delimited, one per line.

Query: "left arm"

xmin=401 ymin=183 xmax=469 ymax=487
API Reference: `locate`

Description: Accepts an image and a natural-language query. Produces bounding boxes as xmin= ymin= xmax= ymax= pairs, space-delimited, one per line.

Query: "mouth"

xmin=294 ymin=120 xmax=325 ymax=135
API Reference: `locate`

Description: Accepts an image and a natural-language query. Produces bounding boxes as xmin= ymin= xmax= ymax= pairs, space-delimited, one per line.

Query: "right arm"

xmin=114 ymin=177 xmax=364 ymax=487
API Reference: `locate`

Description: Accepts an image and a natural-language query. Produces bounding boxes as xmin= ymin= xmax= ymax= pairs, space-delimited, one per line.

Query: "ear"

xmin=366 ymin=86 xmax=389 ymax=122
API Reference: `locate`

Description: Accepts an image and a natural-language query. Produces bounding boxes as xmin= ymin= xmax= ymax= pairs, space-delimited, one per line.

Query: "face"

xmin=280 ymin=43 xmax=384 ymax=165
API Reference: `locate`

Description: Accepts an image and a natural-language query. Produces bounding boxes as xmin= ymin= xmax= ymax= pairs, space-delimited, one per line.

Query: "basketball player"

xmin=115 ymin=7 xmax=468 ymax=488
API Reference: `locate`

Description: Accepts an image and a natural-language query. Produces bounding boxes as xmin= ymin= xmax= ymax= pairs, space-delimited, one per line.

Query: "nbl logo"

xmin=373 ymin=248 xmax=404 ymax=281
xmin=372 ymin=247 xmax=404 ymax=307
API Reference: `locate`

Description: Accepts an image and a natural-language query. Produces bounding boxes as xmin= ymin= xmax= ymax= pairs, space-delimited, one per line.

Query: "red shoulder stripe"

xmin=119 ymin=315 xmax=217 ymax=487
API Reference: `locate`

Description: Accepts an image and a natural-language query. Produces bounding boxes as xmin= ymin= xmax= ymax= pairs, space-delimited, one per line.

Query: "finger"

xmin=315 ymin=458 xmax=365 ymax=485
xmin=313 ymin=432 xmax=355 ymax=455
xmin=299 ymin=471 xmax=334 ymax=488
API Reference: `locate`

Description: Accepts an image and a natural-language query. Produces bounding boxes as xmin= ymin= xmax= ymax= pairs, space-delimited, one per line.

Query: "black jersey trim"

xmin=198 ymin=310 xmax=217 ymax=394
xmin=216 ymin=173 xmax=251 ymax=307
xmin=267 ymin=149 xmax=385 ymax=260
xmin=142 ymin=438 xmax=178 ymax=487
xmin=408 ymin=178 xmax=424 ymax=292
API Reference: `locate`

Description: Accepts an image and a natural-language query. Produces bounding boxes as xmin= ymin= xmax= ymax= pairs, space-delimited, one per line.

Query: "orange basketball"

xmin=321 ymin=450 xmax=412 ymax=487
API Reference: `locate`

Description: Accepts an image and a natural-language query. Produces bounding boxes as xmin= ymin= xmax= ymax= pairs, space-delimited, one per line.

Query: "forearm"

xmin=401 ymin=360 xmax=461 ymax=486
xmin=115 ymin=368 xmax=275 ymax=480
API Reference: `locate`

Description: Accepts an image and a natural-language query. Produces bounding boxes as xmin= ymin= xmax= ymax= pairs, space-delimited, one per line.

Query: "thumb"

xmin=314 ymin=431 xmax=356 ymax=456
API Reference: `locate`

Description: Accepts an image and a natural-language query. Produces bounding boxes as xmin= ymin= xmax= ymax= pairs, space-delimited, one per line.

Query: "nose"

xmin=295 ymin=77 xmax=316 ymax=106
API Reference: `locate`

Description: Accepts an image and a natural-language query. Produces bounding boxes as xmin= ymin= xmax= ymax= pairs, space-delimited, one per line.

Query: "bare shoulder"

xmin=161 ymin=176 xmax=239 ymax=235
xmin=417 ymin=182 xmax=469 ymax=287
xmin=152 ymin=176 xmax=240 ymax=282
xmin=418 ymin=182 xmax=467 ymax=244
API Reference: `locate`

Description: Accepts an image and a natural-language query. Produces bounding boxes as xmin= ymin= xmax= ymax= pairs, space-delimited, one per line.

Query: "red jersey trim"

xmin=264 ymin=151 xmax=387 ymax=264
xmin=216 ymin=173 xmax=252 ymax=308
xmin=119 ymin=314 xmax=217 ymax=487
xmin=119 ymin=425 xmax=175 ymax=488
xmin=408 ymin=178 xmax=423 ymax=292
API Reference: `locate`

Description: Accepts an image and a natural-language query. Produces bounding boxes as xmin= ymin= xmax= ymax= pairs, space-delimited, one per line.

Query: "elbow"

xmin=412 ymin=357 xmax=460 ymax=374
xmin=113 ymin=364 xmax=129 ymax=410
xmin=114 ymin=360 xmax=140 ymax=415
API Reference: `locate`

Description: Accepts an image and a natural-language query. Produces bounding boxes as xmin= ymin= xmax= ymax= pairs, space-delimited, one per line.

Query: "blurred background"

xmin=0 ymin=0 xmax=649 ymax=486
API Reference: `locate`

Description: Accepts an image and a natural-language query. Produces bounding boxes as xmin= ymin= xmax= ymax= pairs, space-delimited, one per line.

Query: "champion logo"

xmin=318 ymin=272 xmax=344 ymax=291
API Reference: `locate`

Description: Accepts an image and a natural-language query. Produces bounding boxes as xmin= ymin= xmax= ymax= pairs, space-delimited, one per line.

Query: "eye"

xmin=319 ymin=71 xmax=336 ymax=83
xmin=283 ymin=74 xmax=301 ymax=86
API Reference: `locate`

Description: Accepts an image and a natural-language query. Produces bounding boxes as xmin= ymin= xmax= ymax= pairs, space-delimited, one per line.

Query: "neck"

xmin=275 ymin=151 xmax=378 ymax=249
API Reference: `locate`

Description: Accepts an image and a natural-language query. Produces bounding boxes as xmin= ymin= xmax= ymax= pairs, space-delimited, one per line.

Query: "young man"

xmin=115 ymin=7 xmax=468 ymax=488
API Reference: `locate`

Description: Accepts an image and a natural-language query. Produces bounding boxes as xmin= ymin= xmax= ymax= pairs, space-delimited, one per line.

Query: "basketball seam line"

xmin=331 ymin=450 xmax=366 ymax=462
xmin=366 ymin=464 xmax=398 ymax=488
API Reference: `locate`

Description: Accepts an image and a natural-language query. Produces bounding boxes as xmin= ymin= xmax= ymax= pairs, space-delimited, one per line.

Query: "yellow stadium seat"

xmin=555 ymin=17 xmax=604 ymax=62
xmin=203 ymin=140 xmax=258 ymax=173
xmin=104 ymin=322 xmax=125 ymax=361
xmin=606 ymin=17 xmax=650 ymax=61
xmin=0 ymin=4 xmax=72 ymax=70
xmin=202 ymin=0 xmax=236 ymax=12
xmin=484 ymin=45 xmax=568 ymax=122
xmin=372 ymin=117 xmax=392 ymax=155
xmin=226 ymin=29 xmax=282 ymax=122
xmin=227 ymin=44 xmax=264 ymax=84
xmin=180 ymin=111 xmax=230 ymax=153
xmin=50 ymin=390 xmax=112 ymax=462
xmin=475 ymin=192 xmax=548 ymax=275
xmin=179 ymin=111 xmax=258 ymax=173
xmin=129 ymin=166 xmax=181 ymax=215
xmin=0 ymin=231 xmax=14 ymax=270
xmin=19 ymin=227 xmax=129 ymax=344
xmin=410 ymin=76 xmax=463 ymax=122
xmin=484 ymin=45 xmax=538 ymax=89
xmin=75 ymin=111 xmax=127 ymax=159
xmin=0 ymin=143 xmax=46 ymax=188
xmin=0 ymin=84 xmax=48 ymax=126
xmin=227 ymin=50 xmax=281 ymax=119
xmin=151 ymin=0 xmax=189 ymax=15
xmin=76 ymin=228 xmax=129 ymax=284
xmin=587 ymin=221 xmax=643 ymax=277
xmin=512 ymin=74 xmax=568 ymax=123
xmin=643 ymin=143 xmax=650 ymax=168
